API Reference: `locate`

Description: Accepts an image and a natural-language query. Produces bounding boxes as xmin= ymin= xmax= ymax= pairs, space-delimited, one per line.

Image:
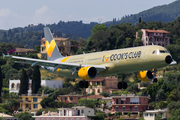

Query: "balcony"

xmin=115 ymin=109 xmax=139 ymax=112
xmin=113 ymin=102 xmax=141 ymax=105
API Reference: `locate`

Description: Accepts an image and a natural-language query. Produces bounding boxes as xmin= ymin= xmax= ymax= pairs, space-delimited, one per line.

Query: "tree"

xmin=155 ymin=89 xmax=166 ymax=101
xmin=19 ymin=69 xmax=29 ymax=95
xmin=115 ymin=111 xmax=122 ymax=118
xmin=133 ymin=38 xmax=143 ymax=47
xmin=0 ymin=66 xmax=2 ymax=97
xmin=16 ymin=112 xmax=35 ymax=120
xmin=32 ymin=66 xmax=41 ymax=94
xmin=127 ymin=112 xmax=131 ymax=118
xmin=167 ymin=89 xmax=179 ymax=102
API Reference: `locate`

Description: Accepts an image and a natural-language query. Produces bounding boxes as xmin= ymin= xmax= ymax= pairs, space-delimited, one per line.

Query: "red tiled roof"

xmin=87 ymin=77 xmax=106 ymax=82
xmin=81 ymin=95 xmax=104 ymax=99
xmin=143 ymin=29 xmax=169 ymax=33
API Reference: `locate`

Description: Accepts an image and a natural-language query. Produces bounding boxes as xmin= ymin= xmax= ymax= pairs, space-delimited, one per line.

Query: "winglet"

xmin=2 ymin=54 xmax=12 ymax=59
xmin=2 ymin=54 xmax=5 ymax=59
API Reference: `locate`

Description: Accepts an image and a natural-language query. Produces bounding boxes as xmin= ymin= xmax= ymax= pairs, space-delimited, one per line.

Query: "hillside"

xmin=106 ymin=0 xmax=180 ymax=26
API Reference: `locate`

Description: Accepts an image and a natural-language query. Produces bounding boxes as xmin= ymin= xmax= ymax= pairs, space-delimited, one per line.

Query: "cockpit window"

xmin=160 ymin=50 xmax=165 ymax=53
xmin=152 ymin=50 xmax=157 ymax=54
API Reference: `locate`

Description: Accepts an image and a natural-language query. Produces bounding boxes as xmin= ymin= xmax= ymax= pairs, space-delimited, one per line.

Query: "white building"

xmin=9 ymin=80 xmax=63 ymax=94
xmin=143 ymin=109 xmax=167 ymax=120
xmin=33 ymin=106 xmax=94 ymax=120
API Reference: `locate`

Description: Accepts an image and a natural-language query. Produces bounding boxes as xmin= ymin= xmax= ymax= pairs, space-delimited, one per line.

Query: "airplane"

xmin=3 ymin=27 xmax=176 ymax=89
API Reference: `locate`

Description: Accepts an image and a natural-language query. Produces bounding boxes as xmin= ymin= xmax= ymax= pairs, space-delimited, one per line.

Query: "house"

xmin=136 ymin=29 xmax=170 ymax=47
xmin=0 ymin=113 xmax=18 ymax=120
xmin=112 ymin=94 xmax=150 ymax=115
xmin=86 ymin=76 xmax=120 ymax=95
xmin=58 ymin=95 xmax=104 ymax=104
xmin=9 ymin=80 xmax=63 ymax=94
xmin=20 ymin=91 xmax=48 ymax=112
xmin=8 ymin=48 xmax=37 ymax=55
xmin=38 ymin=36 xmax=71 ymax=59
xmin=143 ymin=109 xmax=168 ymax=120
xmin=57 ymin=95 xmax=84 ymax=104
xmin=33 ymin=106 xmax=94 ymax=120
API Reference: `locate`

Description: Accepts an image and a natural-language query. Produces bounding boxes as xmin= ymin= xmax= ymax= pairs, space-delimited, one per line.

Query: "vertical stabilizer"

xmin=44 ymin=27 xmax=64 ymax=60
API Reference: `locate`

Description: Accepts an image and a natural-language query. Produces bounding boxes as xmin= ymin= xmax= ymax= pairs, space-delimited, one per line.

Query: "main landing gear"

xmin=117 ymin=75 xmax=128 ymax=89
xmin=152 ymin=69 xmax=157 ymax=83
xmin=79 ymin=80 xmax=89 ymax=88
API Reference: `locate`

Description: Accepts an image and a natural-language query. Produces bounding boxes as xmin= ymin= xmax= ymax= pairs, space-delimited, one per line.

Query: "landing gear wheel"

xmin=84 ymin=81 xmax=89 ymax=88
xmin=122 ymin=82 xmax=127 ymax=89
xmin=153 ymin=78 xmax=157 ymax=83
xmin=79 ymin=81 xmax=84 ymax=88
xmin=118 ymin=82 xmax=122 ymax=89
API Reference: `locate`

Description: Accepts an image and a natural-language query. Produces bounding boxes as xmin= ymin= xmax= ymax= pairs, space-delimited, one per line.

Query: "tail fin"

xmin=44 ymin=27 xmax=64 ymax=60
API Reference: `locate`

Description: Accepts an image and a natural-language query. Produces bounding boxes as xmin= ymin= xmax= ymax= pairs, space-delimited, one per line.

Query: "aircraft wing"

xmin=3 ymin=54 xmax=106 ymax=72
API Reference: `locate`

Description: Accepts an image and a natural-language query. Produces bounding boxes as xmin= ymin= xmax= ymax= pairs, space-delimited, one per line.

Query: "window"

xmin=144 ymin=113 xmax=148 ymax=116
xmin=70 ymin=97 xmax=73 ymax=100
xmin=78 ymin=97 xmax=81 ymax=100
xmin=26 ymin=104 xmax=28 ymax=108
xmin=33 ymin=97 xmax=37 ymax=102
xmin=76 ymin=118 xmax=79 ymax=120
xmin=71 ymin=118 xmax=74 ymax=120
xmin=59 ymin=119 xmax=62 ymax=120
xmin=25 ymin=98 xmax=28 ymax=101
xmin=135 ymin=106 xmax=138 ymax=111
xmin=37 ymin=119 xmax=39 ymax=120
xmin=46 ymin=118 xmax=49 ymax=120
xmin=11 ymin=83 xmax=15 ymax=89
xmin=150 ymin=113 xmax=154 ymax=116
xmin=53 ymin=119 xmax=55 ymax=120
xmin=81 ymin=109 xmax=84 ymax=113
xmin=42 ymin=118 xmax=44 ymax=120
xmin=67 ymin=42 xmax=70 ymax=46
xmin=97 ymin=89 xmax=100 ymax=93
xmin=65 ymin=118 xmax=68 ymax=120
xmin=152 ymin=50 xmax=157 ymax=54
xmin=82 ymin=118 xmax=85 ymax=120
xmin=160 ymin=50 xmax=166 ymax=53
xmin=130 ymin=106 xmax=132 ymax=111
xmin=33 ymin=104 xmax=38 ymax=109
xmin=123 ymin=106 xmax=125 ymax=112
xmin=115 ymin=106 xmax=119 ymax=112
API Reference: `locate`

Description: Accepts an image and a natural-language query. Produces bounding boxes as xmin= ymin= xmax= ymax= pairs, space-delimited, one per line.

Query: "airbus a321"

xmin=4 ymin=27 xmax=176 ymax=89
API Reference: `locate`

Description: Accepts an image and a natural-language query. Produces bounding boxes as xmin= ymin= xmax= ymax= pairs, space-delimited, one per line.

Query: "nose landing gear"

xmin=117 ymin=75 xmax=128 ymax=89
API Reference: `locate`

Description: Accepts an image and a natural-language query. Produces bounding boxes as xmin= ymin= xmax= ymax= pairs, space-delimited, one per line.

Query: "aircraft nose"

xmin=165 ymin=55 xmax=172 ymax=64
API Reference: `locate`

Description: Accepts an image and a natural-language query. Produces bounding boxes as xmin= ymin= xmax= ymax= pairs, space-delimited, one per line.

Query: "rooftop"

xmin=143 ymin=29 xmax=169 ymax=33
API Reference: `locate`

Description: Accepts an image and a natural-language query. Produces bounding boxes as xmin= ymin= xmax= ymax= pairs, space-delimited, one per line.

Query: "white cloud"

xmin=31 ymin=5 xmax=60 ymax=25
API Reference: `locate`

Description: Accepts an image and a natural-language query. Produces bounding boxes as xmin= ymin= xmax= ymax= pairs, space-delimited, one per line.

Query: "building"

xmin=112 ymin=94 xmax=150 ymax=115
xmin=0 ymin=113 xmax=19 ymax=120
xmin=136 ymin=29 xmax=170 ymax=47
xmin=9 ymin=80 xmax=63 ymax=94
xmin=86 ymin=76 xmax=120 ymax=95
xmin=20 ymin=91 xmax=48 ymax=112
xmin=38 ymin=36 xmax=71 ymax=59
xmin=8 ymin=48 xmax=37 ymax=55
xmin=143 ymin=109 xmax=168 ymax=120
xmin=33 ymin=106 xmax=94 ymax=120
xmin=58 ymin=95 xmax=84 ymax=104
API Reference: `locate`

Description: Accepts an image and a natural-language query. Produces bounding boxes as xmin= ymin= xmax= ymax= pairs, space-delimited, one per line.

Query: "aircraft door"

xmin=142 ymin=47 xmax=149 ymax=60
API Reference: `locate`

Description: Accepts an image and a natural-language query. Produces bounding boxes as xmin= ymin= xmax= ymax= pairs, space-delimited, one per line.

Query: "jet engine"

xmin=137 ymin=70 xmax=153 ymax=82
xmin=78 ymin=66 xmax=97 ymax=80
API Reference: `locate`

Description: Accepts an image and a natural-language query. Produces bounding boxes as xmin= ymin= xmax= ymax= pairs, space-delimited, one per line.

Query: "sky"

xmin=0 ymin=0 xmax=177 ymax=30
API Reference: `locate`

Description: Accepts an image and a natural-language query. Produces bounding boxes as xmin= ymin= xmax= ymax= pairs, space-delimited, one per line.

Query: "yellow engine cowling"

xmin=78 ymin=66 xmax=97 ymax=80
xmin=137 ymin=70 xmax=153 ymax=82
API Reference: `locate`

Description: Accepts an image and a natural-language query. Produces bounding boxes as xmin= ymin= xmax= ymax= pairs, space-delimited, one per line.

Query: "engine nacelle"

xmin=78 ymin=66 xmax=97 ymax=80
xmin=137 ymin=70 xmax=153 ymax=82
